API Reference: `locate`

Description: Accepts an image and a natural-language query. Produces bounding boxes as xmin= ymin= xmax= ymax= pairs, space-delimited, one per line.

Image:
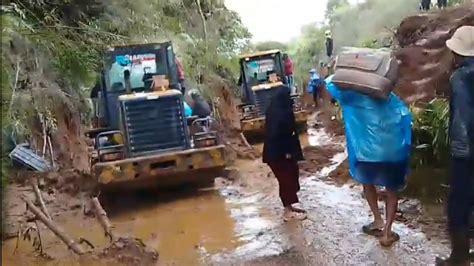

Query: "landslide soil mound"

xmin=395 ymin=4 xmax=474 ymax=105
xmin=204 ymin=74 xmax=260 ymax=160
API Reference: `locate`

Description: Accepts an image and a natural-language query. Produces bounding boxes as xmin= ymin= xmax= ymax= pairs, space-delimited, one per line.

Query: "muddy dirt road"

xmin=2 ymin=114 xmax=450 ymax=266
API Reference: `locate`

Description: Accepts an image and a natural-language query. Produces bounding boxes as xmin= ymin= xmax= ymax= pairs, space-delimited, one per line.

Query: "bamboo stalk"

xmin=91 ymin=197 xmax=116 ymax=242
xmin=41 ymin=115 xmax=47 ymax=157
xmin=22 ymin=196 xmax=85 ymax=255
xmin=47 ymin=136 xmax=55 ymax=169
xmin=30 ymin=177 xmax=52 ymax=220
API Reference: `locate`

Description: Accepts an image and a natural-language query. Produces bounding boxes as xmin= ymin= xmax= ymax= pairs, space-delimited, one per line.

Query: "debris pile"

xmin=394 ymin=4 xmax=474 ymax=104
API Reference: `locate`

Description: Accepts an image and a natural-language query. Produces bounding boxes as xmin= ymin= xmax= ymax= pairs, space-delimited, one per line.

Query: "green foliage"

xmin=412 ymin=98 xmax=450 ymax=167
xmin=289 ymin=0 xmax=454 ymax=169
xmin=329 ymin=0 xmax=419 ymax=51
xmin=0 ymin=0 xmax=252 ymax=193
xmin=288 ymin=24 xmax=328 ymax=84
xmin=254 ymin=41 xmax=289 ymax=52
xmin=448 ymin=0 xmax=465 ymax=6
xmin=361 ymin=38 xmax=381 ymax=48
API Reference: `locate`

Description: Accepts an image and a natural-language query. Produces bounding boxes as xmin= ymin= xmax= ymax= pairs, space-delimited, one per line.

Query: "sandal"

xmin=362 ymin=222 xmax=384 ymax=237
xmin=379 ymin=232 xmax=400 ymax=247
xmin=283 ymin=210 xmax=307 ymax=222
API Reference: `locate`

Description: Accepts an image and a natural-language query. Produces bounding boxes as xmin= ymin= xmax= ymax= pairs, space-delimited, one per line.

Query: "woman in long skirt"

xmin=263 ymin=86 xmax=306 ymax=221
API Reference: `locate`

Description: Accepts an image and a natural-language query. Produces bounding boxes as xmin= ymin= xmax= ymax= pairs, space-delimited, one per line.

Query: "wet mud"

xmin=3 ymin=114 xmax=451 ymax=266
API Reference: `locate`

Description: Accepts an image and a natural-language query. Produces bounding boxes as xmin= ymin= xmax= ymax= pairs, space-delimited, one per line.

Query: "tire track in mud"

xmin=209 ymin=126 xmax=449 ymax=265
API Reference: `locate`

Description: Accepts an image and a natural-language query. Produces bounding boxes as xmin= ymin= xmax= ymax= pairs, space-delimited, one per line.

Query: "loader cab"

xmin=94 ymin=42 xmax=180 ymax=130
xmin=238 ymin=50 xmax=286 ymax=105
xmin=237 ymin=50 xmax=307 ymax=138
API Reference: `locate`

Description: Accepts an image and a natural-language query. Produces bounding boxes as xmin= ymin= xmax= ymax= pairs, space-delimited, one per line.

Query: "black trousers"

xmin=448 ymin=157 xmax=473 ymax=232
xmin=437 ymin=0 xmax=447 ymax=8
xmin=421 ymin=0 xmax=431 ymax=10
xmin=446 ymin=157 xmax=473 ymax=262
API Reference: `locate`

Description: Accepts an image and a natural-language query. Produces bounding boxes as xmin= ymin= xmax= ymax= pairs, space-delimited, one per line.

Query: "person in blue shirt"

xmin=183 ymin=101 xmax=193 ymax=117
xmin=307 ymin=69 xmax=325 ymax=107
xmin=436 ymin=25 xmax=474 ymax=266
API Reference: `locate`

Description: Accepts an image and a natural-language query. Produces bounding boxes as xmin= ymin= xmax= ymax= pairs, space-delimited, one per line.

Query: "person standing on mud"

xmin=307 ymin=69 xmax=324 ymax=107
xmin=263 ymin=85 xmax=306 ymax=221
xmin=436 ymin=25 xmax=474 ymax=266
xmin=325 ymin=76 xmax=412 ymax=247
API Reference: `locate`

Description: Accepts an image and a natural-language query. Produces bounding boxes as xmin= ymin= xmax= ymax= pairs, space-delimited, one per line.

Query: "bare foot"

xmin=379 ymin=232 xmax=400 ymax=247
xmin=283 ymin=208 xmax=307 ymax=222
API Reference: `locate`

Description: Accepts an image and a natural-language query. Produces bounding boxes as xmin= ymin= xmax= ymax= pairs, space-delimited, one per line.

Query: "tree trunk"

xmin=195 ymin=0 xmax=208 ymax=48
xmin=91 ymin=197 xmax=116 ymax=242
xmin=22 ymin=196 xmax=85 ymax=255
xmin=30 ymin=177 xmax=52 ymax=220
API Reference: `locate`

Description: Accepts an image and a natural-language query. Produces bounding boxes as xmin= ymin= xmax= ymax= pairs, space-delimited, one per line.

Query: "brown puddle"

xmin=2 ymin=189 xmax=241 ymax=266
xmin=108 ymin=190 xmax=240 ymax=265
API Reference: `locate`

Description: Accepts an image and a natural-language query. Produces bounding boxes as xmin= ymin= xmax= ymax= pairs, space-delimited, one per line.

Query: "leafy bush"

xmin=412 ymin=98 xmax=450 ymax=167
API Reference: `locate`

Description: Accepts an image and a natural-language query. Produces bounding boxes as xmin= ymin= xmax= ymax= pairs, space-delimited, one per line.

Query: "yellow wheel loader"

xmin=86 ymin=42 xmax=226 ymax=191
xmin=237 ymin=49 xmax=308 ymax=139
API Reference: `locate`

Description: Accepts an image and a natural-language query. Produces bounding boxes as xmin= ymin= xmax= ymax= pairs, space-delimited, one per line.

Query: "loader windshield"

xmin=107 ymin=52 xmax=166 ymax=92
xmin=245 ymin=58 xmax=274 ymax=82
xmin=242 ymin=55 xmax=282 ymax=86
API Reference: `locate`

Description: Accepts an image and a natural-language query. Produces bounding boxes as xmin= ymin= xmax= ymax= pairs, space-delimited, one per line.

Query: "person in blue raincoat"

xmin=307 ymin=69 xmax=324 ymax=107
xmin=326 ymin=75 xmax=413 ymax=247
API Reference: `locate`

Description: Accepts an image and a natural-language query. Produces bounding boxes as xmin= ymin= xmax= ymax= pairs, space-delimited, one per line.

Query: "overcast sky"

xmin=225 ymin=0 xmax=361 ymax=43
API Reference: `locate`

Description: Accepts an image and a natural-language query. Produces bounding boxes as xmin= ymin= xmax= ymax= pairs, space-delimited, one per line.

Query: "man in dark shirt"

xmin=436 ymin=25 xmax=474 ymax=266
xmin=188 ymin=89 xmax=211 ymax=118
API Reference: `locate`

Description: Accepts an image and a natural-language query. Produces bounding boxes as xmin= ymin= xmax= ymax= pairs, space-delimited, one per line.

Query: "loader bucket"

xmin=94 ymin=145 xmax=226 ymax=191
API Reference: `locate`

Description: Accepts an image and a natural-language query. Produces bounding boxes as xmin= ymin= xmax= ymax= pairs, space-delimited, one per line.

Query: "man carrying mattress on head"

xmin=326 ymin=47 xmax=413 ymax=247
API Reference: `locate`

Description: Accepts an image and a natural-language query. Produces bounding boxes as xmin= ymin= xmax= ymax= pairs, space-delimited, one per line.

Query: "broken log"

xmin=22 ymin=196 xmax=86 ymax=255
xmin=91 ymin=197 xmax=116 ymax=242
xmin=239 ymin=133 xmax=252 ymax=149
xmin=30 ymin=177 xmax=51 ymax=220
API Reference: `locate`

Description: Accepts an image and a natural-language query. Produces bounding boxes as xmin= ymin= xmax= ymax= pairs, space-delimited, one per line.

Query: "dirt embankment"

xmin=394 ymin=4 xmax=474 ymax=105
xmin=204 ymin=74 xmax=260 ymax=160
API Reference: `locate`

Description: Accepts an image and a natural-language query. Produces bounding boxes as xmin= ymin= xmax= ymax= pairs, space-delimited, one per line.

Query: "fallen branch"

xmin=79 ymin=237 xmax=95 ymax=249
xmin=239 ymin=133 xmax=252 ymax=149
xmin=34 ymin=221 xmax=44 ymax=254
xmin=30 ymin=177 xmax=52 ymax=220
xmin=8 ymin=60 xmax=20 ymax=116
xmin=224 ymin=141 xmax=239 ymax=153
xmin=22 ymin=196 xmax=86 ymax=255
xmin=91 ymin=197 xmax=116 ymax=242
